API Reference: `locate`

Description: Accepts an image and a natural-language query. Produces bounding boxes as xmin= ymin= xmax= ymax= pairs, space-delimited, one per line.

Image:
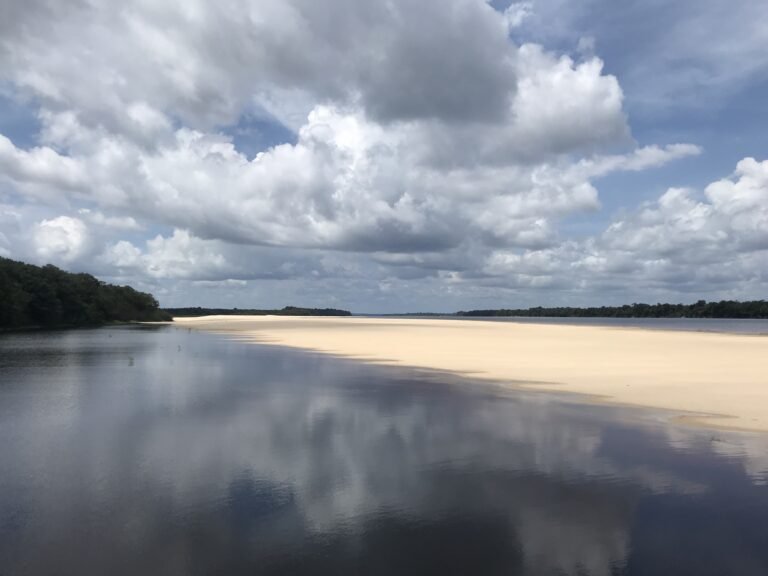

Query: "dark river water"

xmin=1 ymin=326 xmax=767 ymax=575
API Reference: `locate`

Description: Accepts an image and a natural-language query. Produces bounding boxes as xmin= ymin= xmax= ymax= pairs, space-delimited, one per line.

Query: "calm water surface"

xmin=474 ymin=316 xmax=768 ymax=334
xmin=382 ymin=316 xmax=768 ymax=335
xmin=1 ymin=326 xmax=767 ymax=575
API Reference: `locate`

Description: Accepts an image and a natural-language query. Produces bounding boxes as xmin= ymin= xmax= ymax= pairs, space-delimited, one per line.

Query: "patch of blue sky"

xmin=0 ymin=86 xmax=41 ymax=149
xmin=223 ymin=112 xmax=297 ymax=160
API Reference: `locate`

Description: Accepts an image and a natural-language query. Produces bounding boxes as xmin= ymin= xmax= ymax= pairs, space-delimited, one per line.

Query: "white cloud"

xmin=0 ymin=134 xmax=87 ymax=196
xmin=90 ymin=155 xmax=765 ymax=308
xmin=0 ymin=0 xmax=691 ymax=264
xmin=477 ymin=157 xmax=768 ymax=303
xmin=77 ymin=209 xmax=141 ymax=231
xmin=0 ymin=0 xmax=758 ymax=309
xmin=143 ymin=230 xmax=232 ymax=279
xmin=508 ymin=0 xmax=768 ymax=108
xmin=503 ymin=3 xmax=533 ymax=30
xmin=0 ymin=0 xmax=517 ymax=133
xmin=604 ymin=158 xmax=768 ymax=257
xmin=704 ymin=157 xmax=768 ymax=249
xmin=510 ymin=44 xmax=628 ymax=157
xmin=100 ymin=228 xmax=342 ymax=283
xmin=104 ymin=240 xmax=143 ymax=269
xmin=192 ymin=279 xmax=248 ymax=288
xmin=32 ymin=216 xmax=90 ymax=263
xmin=0 ymin=206 xmax=22 ymax=248
xmin=102 ymin=230 xmax=232 ymax=280
xmin=0 ymin=92 xmax=690 ymax=259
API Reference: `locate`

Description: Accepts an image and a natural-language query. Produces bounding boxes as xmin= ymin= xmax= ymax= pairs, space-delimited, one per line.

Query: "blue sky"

xmin=0 ymin=0 xmax=767 ymax=312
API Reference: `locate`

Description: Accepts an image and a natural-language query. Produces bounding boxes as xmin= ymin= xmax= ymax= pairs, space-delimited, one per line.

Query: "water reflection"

xmin=1 ymin=326 xmax=767 ymax=575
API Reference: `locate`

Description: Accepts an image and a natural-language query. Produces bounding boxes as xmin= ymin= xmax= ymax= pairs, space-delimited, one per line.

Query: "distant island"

xmin=0 ymin=256 xmax=171 ymax=329
xmin=166 ymin=306 xmax=352 ymax=317
xmin=456 ymin=300 xmax=768 ymax=319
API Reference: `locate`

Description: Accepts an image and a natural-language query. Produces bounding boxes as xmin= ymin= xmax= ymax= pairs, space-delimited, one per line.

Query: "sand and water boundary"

xmin=175 ymin=316 xmax=768 ymax=431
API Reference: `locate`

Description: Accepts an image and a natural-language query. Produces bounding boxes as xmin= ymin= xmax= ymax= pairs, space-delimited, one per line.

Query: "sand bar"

xmin=175 ymin=316 xmax=768 ymax=431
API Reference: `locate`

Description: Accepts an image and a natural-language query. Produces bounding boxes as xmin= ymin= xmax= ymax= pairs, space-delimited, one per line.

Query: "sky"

xmin=0 ymin=0 xmax=767 ymax=313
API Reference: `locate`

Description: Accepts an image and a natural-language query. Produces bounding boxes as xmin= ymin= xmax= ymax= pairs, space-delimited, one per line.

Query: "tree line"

xmin=0 ymin=256 xmax=171 ymax=329
xmin=457 ymin=300 xmax=768 ymax=319
xmin=165 ymin=306 xmax=351 ymax=317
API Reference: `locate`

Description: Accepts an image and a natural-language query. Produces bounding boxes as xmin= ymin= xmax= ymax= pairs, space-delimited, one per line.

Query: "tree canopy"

xmin=0 ymin=256 xmax=171 ymax=329
xmin=457 ymin=300 xmax=768 ymax=319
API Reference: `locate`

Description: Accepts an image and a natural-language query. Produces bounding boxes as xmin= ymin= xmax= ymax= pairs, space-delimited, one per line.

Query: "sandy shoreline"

xmin=175 ymin=316 xmax=768 ymax=431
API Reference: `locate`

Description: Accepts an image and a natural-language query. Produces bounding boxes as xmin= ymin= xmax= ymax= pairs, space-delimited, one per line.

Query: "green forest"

xmin=457 ymin=300 xmax=768 ymax=319
xmin=0 ymin=257 xmax=171 ymax=329
xmin=166 ymin=306 xmax=352 ymax=317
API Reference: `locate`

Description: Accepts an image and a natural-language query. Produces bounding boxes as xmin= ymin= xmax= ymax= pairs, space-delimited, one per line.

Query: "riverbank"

xmin=176 ymin=316 xmax=768 ymax=431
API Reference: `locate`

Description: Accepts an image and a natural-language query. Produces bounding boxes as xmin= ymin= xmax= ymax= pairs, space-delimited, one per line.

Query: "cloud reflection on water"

xmin=1 ymin=326 xmax=767 ymax=575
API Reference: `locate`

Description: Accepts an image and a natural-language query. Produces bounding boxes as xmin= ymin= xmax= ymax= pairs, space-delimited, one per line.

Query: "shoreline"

xmin=175 ymin=315 xmax=768 ymax=432
xmin=358 ymin=315 xmax=768 ymax=337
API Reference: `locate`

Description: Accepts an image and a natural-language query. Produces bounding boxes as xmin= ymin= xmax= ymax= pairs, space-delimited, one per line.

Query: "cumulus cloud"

xmin=101 ymin=231 xmax=239 ymax=280
xmin=32 ymin=216 xmax=90 ymax=263
xmin=0 ymin=0 xmax=517 ymax=132
xmin=0 ymin=133 xmax=86 ymax=196
xmin=0 ymin=99 xmax=689 ymax=257
xmin=509 ymin=0 xmax=768 ymax=108
xmin=86 ymin=155 xmax=765 ymax=309
xmin=602 ymin=158 xmax=768 ymax=259
xmin=77 ymin=208 xmax=141 ymax=231
xmin=100 ymin=228 xmax=355 ymax=284
xmin=0 ymin=0 xmax=759 ymax=309
xmin=477 ymin=158 xmax=768 ymax=303
xmin=503 ymin=3 xmax=533 ymax=30
xmin=0 ymin=1 xmax=672 ymax=254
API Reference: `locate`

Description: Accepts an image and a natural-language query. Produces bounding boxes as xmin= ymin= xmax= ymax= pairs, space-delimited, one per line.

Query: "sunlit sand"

xmin=176 ymin=316 xmax=768 ymax=431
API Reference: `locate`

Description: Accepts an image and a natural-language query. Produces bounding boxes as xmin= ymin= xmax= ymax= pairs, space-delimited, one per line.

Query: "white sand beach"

xmin=176 ymin=316 xmax=768 ymax=431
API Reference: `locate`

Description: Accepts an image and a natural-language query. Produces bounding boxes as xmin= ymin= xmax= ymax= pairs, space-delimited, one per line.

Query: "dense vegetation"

xmin=166 ymin=306 xmax=352 ymax=317
xmin=0 ymin=257 xmax=171 ymax=329
xmin=457 ymin=300 xmax=768 ymax=319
